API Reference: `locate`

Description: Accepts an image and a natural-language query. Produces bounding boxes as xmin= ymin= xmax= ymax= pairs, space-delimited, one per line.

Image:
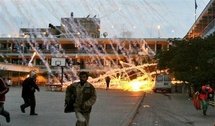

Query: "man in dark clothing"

xmin=20 ymin=71 xmax=40 ymax=115
xmin=105 ymin=76 xmax=111 ymax=90
xmin=0 ymin=77 xmax=10 ymax=123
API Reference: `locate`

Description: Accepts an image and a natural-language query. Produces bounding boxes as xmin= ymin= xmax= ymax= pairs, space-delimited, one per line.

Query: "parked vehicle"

xmin=153 ymin=74 xmax=172 ymax=93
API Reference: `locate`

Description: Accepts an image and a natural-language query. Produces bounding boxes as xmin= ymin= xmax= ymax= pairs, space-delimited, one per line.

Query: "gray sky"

xmin=0 ymin=0 xmax=210 ymax=38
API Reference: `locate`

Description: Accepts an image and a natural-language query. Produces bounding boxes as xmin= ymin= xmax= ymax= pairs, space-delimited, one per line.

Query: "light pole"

xmin=171 ymin=30 xmax=175 ymax=38
xmin=157 ymin=25 xmax=160 ymax=38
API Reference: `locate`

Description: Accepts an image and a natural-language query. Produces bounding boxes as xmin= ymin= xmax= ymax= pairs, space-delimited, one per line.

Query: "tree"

xmin=156 ymin=33 xmax=215 ymax=94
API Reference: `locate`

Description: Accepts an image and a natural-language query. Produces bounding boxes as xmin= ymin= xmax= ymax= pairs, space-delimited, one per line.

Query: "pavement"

xmin=1 ymin=86 xmax=214 ymax=126
xmin=0 ymin=86 xmax=144 ymax=126
xmin=130 ymin=92 xmax=215 ymax=126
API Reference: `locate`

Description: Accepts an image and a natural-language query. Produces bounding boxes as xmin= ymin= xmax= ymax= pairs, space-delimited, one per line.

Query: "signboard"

xmin=51 ymin=58 xmax=66 ymax=67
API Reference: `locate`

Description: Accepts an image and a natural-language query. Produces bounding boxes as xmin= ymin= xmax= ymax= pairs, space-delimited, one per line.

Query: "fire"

xmin=103 ymin=76 xmax=154 ymax=92
xmin=125 ymin=78 xmax=154 ymax=92
xmin=61 ymin=75 xmax=154 ymax=92
xmin=128 ymin=80 xmax=143 ymax=91
xmin=75 ymin=63 xmax=157 ymax=92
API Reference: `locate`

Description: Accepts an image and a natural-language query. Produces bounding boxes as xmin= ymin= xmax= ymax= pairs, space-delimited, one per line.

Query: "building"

xmin=0 ymin=37 xmax=169 ymax=70
xmin=0 ymin=36 xmax=169 ymax=84
xmin=19 ymin=28 xmax=49 ymax=38
xmin=0 ymin=13 xmax=170 ymax=85
xmin=185 ymin=0 xmax=215 ymax=39
xmin=61 ymin=16 xmax=100 ymax=38
xmin=19 ymin=13 xmax=100 ymax=39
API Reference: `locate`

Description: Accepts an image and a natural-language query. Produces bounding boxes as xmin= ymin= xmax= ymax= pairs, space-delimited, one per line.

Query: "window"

xmin=164 ymin=75 xmax=171 ymax=81
xmin=156 ymin=75 xmax=163 ymax=81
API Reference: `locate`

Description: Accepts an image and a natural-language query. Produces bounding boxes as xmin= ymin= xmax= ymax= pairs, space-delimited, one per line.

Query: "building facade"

xmin=0 ymin=37 xmax=169 ymax=72
xmin=0 ymin=13 xmax=170 ymax=85
xmin=185 ymin=0 xmax=215 ymax=39
xmin=19 ymin=14 xmax=100 ymax=39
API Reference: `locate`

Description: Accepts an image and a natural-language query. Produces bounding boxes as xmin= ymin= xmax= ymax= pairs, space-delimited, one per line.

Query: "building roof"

xmin=185 ymin=0 xmax=215 ymax=39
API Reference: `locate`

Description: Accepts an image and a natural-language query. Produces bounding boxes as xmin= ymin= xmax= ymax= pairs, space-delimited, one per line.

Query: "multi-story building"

xmin=19 ymin=13 xmax=100 ymax=39
xmin=185 ymin=0 xmax=215 ymax=39
xmin=61 ymin=16 xmax=100 ymax=38
xmin=0 ymin=14 xmax=170 ymax=85
xmin=0 ymin=37 xmax=169 ymax=84
xmin=0 ymin=37 xmax=169 ymax=70
xmin=19 ymin=28 xmax=49 ymax=38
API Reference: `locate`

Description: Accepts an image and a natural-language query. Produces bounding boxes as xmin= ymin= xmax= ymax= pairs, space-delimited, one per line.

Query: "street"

xmin=0 ymin=87 xmax=144 ymax=126
xmin=1 ymin=87 xmax=215 ymax=126
xmin=130 ymin=92 xmax=215 ymax=126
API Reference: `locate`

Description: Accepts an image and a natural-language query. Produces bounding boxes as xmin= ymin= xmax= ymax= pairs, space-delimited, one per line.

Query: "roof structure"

xmin=185 ymin=0 xmax=215 ymax=39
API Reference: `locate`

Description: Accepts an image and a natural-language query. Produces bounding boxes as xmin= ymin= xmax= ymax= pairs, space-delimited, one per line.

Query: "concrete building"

xmin=61 ymin=16 xmax=100 ymax=38
xmin=0 ymin=13 xmax=170 ymax=85
xmin=0 ymin=37 xmax=169 ymax=70
xmin=185 ymin=0 xmax=215 ymax=39
xmin=19 ymin=13 xmax=100 ymax=39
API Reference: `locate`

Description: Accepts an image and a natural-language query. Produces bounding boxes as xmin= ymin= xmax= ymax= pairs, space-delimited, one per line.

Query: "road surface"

xmin=130 ymin=92 xmax=215 ymax=126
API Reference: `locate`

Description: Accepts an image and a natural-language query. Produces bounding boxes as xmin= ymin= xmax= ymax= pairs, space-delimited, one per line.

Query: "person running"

xmin=0 ymin=77 xmax=10 ymax=123
xmin=65 ymin=71 xmax=97 ymax=126
xmin=196 ymin=84 xmax=214 ymax=115
xmin=105 ymin=76 xmax=111 ymax=90
xmin=20 ymin=71 xmax=40 ymax=115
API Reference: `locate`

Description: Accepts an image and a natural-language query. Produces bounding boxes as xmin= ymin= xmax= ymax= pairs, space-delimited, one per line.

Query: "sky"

xmin=0 ymin=0 xmax=211 ymax=38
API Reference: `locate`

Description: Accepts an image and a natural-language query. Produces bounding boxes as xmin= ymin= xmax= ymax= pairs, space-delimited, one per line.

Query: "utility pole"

xmin=157 ymin=25 xmax=160 ymax=38
xmin=195 ymin=0 xmax=198 ymax=22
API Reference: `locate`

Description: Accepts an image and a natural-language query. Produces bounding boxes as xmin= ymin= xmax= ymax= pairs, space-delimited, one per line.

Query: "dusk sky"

xmin=0 ymin=0 xmax=210 ymax=38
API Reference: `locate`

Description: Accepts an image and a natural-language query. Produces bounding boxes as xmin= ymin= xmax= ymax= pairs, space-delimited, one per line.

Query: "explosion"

xmin=88 ymin=63 xmax=156 ymax=92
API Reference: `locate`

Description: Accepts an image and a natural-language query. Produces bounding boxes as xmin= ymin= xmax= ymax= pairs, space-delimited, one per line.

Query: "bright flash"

xmin=129 ymin=80 xmax=142 ymax=91
xmin=87 ymin=63 xmax=157 ymax=92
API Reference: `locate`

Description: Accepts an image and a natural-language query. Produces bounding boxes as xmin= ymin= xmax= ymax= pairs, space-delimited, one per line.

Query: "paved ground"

xmin=130 ymin=92 xmax=215 ymax=126
xmin=1 ymin=86 xmax=214 ymax=126
xmin=0 ymin=87 xmax=144 ymax=126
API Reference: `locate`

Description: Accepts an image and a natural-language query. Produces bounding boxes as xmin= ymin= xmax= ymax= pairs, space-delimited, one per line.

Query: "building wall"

xmin=0 ymin=37 xmax=170 ymax=85
xmin=61 ymin=17 xmax=100 ymax=38
xmin=0 ymin=38 xmax=169 ymax=72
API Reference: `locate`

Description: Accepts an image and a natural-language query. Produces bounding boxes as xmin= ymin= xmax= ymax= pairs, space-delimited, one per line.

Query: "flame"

xmin=65 ymin=63 xmax=158 ymax=92
xmin=126 ymin=78 xmax=154 ymax=92
xmin=129 ymin=80 xmax=143 ymax=91
xmin=100 ymin=76 xmax=154 ymax=92
xmin=62 ymin=76 xmax=154 ymax=92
